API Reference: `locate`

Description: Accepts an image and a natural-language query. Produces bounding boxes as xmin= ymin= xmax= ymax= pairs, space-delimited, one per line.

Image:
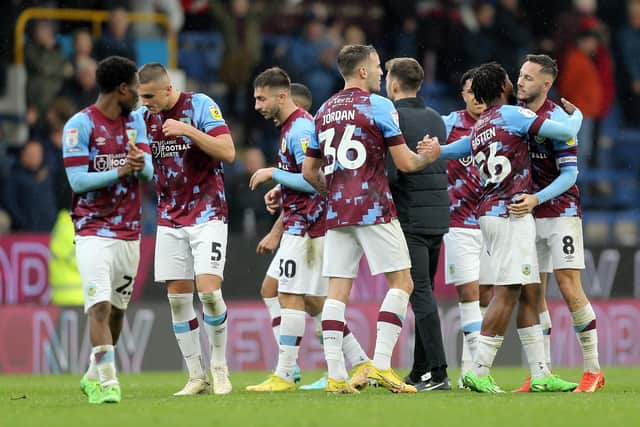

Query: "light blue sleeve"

xmin=499 ymin=105 xmax=541 ymax=135
xmin=288 ymin=118 xmax=315 ymax=165
xmin=537 ymin=110 xmax=583 ymax=142
xmin=272 ymin=168 xmax=316 ymax=193
xmin=534 ymin=166 xmax=578 ymax=204
xmin=62 ymin=113 xmax=91 ymax=162
xmin=371 ymin=94 xmax=403 ymax=139
xmin=441 ymin=135 xmax=471 ymax=159
xmin=192 ymin=93 xmax=229 ymax=134
xmin=131 ymin=111 xmax=153 ymax=182
xmin=62 ymin=113 xmax=121 ymax=193
xmin=442 ymin=112 xmax=458 ymax=140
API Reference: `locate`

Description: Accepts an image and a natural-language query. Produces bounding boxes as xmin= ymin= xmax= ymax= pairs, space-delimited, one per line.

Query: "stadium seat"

xmin=582 ymin=211 xmax=613 ymax=246
xmin=178 ymin=32 xmax=224 ymax=83
xmin=613 ymin=210 xmax=640 ymax=247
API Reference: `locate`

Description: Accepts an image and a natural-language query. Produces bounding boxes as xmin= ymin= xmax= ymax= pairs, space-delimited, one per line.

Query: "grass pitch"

xmin=1 ymin=367 xmax=637 ymax=427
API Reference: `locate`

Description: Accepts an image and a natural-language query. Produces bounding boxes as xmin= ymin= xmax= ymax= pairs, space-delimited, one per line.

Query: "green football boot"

xmin=462 ymin=371 xmax=505 ymax=393
xmin=95 ymin=384 xmax=122 ymax=404
xmin=530 ymin=374 xmax=578 ymax=392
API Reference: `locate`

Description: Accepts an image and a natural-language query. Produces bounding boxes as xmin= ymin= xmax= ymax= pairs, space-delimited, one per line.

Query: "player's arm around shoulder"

xmin=165 ymin=93 xmax=235 ymax=163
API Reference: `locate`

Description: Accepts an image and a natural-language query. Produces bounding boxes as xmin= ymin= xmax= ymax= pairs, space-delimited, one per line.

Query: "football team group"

xmin=60 ymin=43 xmax=604 ymax=404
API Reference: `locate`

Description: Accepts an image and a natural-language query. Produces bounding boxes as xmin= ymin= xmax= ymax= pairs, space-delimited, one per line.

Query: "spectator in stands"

xmin=227 ymin=147 xmax=274 ymax=237
xmin=94 ymin=8 xmax=137 ymax=62
xmin=25 ymin=20 xmax=69 ymax=132
xmin=59 ymin=57 xmax=99 ymax=110
xmin=493 ymin=0 xmax=532 ymax=80
xmin=69 ymin=28 xmax=94 ymax=70
xmin=617 ymin=0 xmax=640 ymax=125
xmin=42 ymin=97 xmax=75 ymax=211
xmin=463 ymin=1 xmax=500 ymax=74
xmin=210 ymin=0 xmax=279 ymax=117
xmin=558 ymin=28 xmax=605 ymax=173
xmin=4 ymin=140 xmax=57 ymax=232
xmin=130 ymin=0 xmax=185 ymax=38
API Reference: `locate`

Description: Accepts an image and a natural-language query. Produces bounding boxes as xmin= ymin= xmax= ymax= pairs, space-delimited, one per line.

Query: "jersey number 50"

xmin=318 ymin=124 xmax=367 ymax=175
xmin=474 ymin=141 xmax=512 ymax=184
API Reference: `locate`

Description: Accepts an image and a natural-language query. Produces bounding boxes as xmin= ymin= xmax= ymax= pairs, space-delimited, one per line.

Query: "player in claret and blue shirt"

xmin=138 ymin=62 xmax=235 ymax=396
xmin=510 ymin=54 xmax=604 ymax=393
xmin=423 ymin=62 xmax=581 ymax=394
xmin=246 ymin=67 xmax=371 ymax=393
xmin=62 ymin=56 xmax=153 ymax=404
xmin=303 ymin=44 xmax=437 ymax=394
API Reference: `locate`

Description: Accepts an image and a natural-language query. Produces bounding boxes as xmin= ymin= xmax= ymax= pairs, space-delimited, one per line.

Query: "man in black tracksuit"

xmin=385 ymin=58 xmax=450 ymax=390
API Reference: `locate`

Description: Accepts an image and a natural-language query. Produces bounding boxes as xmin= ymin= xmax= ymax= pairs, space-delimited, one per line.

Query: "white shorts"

xmin=266 ymin=233 xmax=328 ymax=296
xmin=536 ymin=217 xmax=585 ymax=273
xmin=75 ymin=236 xmax=140 ymax=313
xmin=443 ymin=227 xmax=483 ymax=286
xmin=323 ymin=220 xmax=411 ymax=278
xmin=479 ymin=215 xmax=540 ymax=286
xmin=154 ymin=220 xmax=227 ymax=282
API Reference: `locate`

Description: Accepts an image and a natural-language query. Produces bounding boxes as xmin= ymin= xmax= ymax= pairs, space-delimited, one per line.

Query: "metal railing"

xmin=14 ymin=8 xmax=177 ymax=68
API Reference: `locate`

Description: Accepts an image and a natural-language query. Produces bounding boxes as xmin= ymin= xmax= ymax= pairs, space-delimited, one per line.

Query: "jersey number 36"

xmin=318 ymin=124 xmax=367 ymax=175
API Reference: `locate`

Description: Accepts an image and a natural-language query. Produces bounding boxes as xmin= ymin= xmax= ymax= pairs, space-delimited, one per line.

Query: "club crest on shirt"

xmin=534 ymin=135 xmax=546 ymax=144
xmin=300 ymin=137 xmax=309 ymax=153
xmin=209 ymin=105 xmax=222 ymax=120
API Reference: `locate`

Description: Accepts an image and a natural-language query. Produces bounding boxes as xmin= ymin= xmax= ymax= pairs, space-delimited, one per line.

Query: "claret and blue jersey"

xmin=306 ymin=87 xmax=405 ymax=229
xmin=140 ymin=92 xmax=231 ymax=228
xmin=62 ymin=105 xmax=151 ymax=240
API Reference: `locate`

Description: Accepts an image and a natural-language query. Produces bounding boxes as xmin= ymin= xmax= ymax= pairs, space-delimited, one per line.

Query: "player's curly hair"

xmin=471 ymin=62 xmax=508 ymax=105
xmin=96 ymin=56 xmax=138 ymax=94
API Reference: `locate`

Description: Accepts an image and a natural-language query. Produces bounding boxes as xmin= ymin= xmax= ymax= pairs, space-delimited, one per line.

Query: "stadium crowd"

xmin=0 ymin=0 xmax=638 ymax=241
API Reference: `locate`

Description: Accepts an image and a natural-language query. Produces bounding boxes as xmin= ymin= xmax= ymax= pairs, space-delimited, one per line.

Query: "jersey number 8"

xmin=318 ymin=124 xmax=367 ymax=175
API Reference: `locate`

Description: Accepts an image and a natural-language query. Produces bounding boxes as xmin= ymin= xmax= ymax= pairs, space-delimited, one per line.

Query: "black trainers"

xmin=415 ymin=377 xmax=452 ymax=391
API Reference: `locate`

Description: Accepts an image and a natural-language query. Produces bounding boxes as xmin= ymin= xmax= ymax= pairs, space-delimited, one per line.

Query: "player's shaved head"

xmin=253 ymin=67 xmax=291 ymax=91
xmin=337 ymin=44 xmax=376 ymax=79
xmin=290 ymin=83 xmax=312 ymax=111
xmin=139 ymin=62 xmax=170 ymax=84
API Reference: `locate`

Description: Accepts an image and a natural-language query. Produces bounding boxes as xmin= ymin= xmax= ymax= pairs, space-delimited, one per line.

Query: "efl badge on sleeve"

xmin=65 ymin=128 xmax=79 ymax=147
xmin=281 ymin=138 xmax=287 ymax=153
xmin=566 ymin=138 xmax=576 ymax=146
xmin=300 ymin=136 xmax=309 ymax=153
xmin=391 ymin=110 xmax=400 ymax=127
xmin=209 ymin=105 xmax=223 ymax=120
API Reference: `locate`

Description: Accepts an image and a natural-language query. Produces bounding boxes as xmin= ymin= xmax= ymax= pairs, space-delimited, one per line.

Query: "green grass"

xmin=1 ymin=368 xmax=638 ymax=427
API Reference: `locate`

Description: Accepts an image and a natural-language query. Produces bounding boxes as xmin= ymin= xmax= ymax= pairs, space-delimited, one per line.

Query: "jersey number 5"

xmin=318 ymin=124 xmax=367 ymax=175
xmin=474 ymin=142 xmax=512 ymax=184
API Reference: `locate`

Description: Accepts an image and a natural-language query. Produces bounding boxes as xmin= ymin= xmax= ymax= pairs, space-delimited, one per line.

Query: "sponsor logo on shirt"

xmin=150 ymin=139 xmax=191 ymax=158
xmin=94 ymin=152 xmax=127 ymax=171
